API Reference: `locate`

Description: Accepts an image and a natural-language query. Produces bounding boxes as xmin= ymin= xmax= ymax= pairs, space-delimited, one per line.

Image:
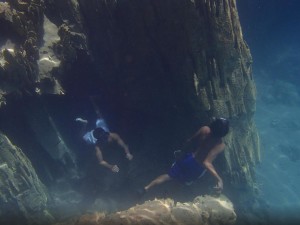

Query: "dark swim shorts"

xmin=168 ymin=153 xmax=206 ymax=184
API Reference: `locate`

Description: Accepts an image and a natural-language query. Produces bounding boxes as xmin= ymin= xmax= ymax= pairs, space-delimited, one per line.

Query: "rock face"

xmin=56 ymin=195 xmax=236 ymax=225
xmin=0 ymin=0 xmax=260 ymax=224
xmin=0 ymin=0 xmax=64 ymax=103
xmin=0 ymin=132 xmax=54 ymax=224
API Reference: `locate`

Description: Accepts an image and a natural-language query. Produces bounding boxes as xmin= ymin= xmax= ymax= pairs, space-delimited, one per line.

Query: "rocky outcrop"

xmin=0 ymin=0 xmax=64 ymax=105
xmin=55 ymin=195 xmax=236 ymax=225
xmin=194 ymin=0 xmax=260 ymax=189
xmin=23 ymin=97 xmax=77 ymax=177
xmin=0 ymin=132 xmax=54 ymax=224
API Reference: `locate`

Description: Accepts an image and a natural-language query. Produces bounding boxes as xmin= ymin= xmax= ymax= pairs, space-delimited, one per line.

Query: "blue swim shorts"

xmin=168 ymin=153 xmax=206 ymax=184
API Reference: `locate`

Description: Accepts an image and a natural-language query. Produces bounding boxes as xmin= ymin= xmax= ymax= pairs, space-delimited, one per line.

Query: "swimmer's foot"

xmin=174 ymin=149 xmax=183 ymax=160
xmin=210 ymin=186 xmax=222 ymax=197
xmin=75 ymin=118 xmax=88 ymax=124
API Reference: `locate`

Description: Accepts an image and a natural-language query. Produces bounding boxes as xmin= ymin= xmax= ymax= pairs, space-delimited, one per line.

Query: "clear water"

xmin=1 ymin=1 xmax=300 ymax=224
xmin=238 ymin=0 xmax=300 ymax=223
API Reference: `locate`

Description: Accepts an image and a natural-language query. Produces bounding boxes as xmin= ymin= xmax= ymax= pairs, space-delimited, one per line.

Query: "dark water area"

xmin=237 ymin=0 xmax=300 ymax=224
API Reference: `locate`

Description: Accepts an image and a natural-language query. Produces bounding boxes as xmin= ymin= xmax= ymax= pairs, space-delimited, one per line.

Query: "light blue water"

xmin=238 ymin=0 xmax=300 ymax=222
xmin=255 ymin=76 xmax=300 ymax=221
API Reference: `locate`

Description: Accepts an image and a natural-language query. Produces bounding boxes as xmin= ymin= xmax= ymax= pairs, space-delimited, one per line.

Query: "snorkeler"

xmin=76 ymin=97 xmax=133 ymax=173
xmin=138 ymin=118 xmax=229 ymax=195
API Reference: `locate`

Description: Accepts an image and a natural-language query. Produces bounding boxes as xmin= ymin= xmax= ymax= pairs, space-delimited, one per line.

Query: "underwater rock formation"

xmin=23 ymin=97 xmax=77 ymax=178
xmin=0 ymin=0 xmax=259 ymax=224
xmin=56 ymin=195 xmax=236 ymax=225
xmin=0 ymin=0 xmax=64 ymax=104
xmin=0 ymin=132 xmax=54 ymax=224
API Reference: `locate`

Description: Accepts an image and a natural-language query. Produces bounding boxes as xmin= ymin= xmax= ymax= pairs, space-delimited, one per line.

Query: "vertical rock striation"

xmin=193 ymin=0 xmax=260 ymax=191
xmin=0 ymin=132 xmax=54 ymax=224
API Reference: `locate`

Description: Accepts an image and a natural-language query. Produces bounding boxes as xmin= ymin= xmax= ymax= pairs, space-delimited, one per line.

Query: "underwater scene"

xmin=238 ymin=0 xmax=300 ymax=224
xmin=0 ymin=0 xmax=299 ymax=225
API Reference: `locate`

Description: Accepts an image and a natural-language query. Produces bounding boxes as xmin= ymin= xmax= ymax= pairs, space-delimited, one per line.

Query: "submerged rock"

xmin=55 ymin=195 xmax=236 ymax=225
xmin=0 ymin=132 xmax=54 ymax=225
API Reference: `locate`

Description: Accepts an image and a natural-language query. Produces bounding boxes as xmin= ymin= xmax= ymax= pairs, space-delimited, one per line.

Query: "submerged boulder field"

xmin=0 ymin=0 xmax=260 ymax=224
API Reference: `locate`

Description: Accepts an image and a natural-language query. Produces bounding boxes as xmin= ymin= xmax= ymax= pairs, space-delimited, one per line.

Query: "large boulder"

xmin=55 ymin=195 xmax=236 ymax=225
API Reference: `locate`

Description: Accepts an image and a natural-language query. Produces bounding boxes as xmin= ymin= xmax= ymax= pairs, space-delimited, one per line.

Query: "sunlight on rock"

xmin=38 ymin=56 xmax=60 ymax=75
xmin=216 ymin=198 xmax=233 ymax=211
xmin=43 ymin=16 xmax=60 ymax=44
xmin=38 ymin=15 xmax=61 ymax=78
xmin=0 ymin=40 xmax=15 ymax=66
xmin=54 ymin=195 xmax=236 ymax=225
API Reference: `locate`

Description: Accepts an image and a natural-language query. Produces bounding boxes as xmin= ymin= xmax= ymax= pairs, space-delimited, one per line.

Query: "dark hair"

xmin=93 ymin=127 xmax=109 ymax=142
xmin=209 ymin=118 xmax=229 ymax=138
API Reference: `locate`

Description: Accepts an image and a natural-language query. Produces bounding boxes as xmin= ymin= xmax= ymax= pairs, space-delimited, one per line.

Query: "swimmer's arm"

xmin=203 ymin=143 xmax=225 ymax=188
xmin=95 ymin=145 xmax=116 ymax=171
xmin=110 ymin=133 xmax=133 ymax=160
xmin=187 ymin=126 xmax=210 ymax=142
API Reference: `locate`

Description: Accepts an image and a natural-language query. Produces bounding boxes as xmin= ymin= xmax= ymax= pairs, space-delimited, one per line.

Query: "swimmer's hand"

xmin=75 ymin=118 xmax=88 ymax=124
xmin=126 ymin=153 xmax=133 ymax=160
xmin=111 ymin=165 xmax=119 ymax=173
xmin=213 ymin=180 xmax=223 ymax=194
